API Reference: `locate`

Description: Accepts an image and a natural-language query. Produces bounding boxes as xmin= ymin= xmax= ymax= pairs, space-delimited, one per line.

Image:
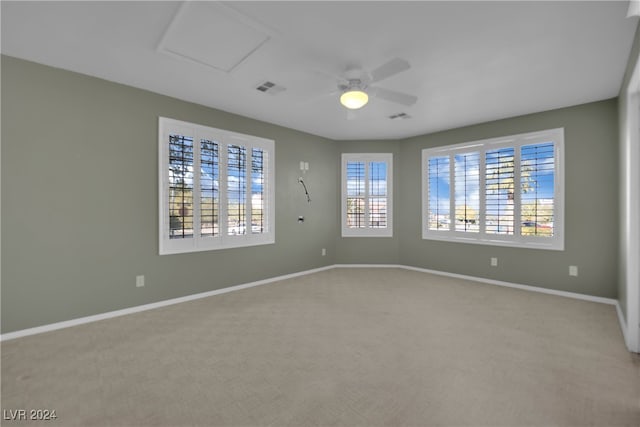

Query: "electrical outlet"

xmin=322 ymin=248 xmax=326 ymax=256
xmin=569 ymin=266 xmax=578 ymax=277
xmin=136 ymin=275 xmax=145 ymax=287
xmin=491 ymin=257 xmax=498 ymax=267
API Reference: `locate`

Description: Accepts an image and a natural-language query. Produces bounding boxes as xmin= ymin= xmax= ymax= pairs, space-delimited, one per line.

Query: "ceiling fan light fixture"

xmin=340 ymin=90 xmax=369 ymax=109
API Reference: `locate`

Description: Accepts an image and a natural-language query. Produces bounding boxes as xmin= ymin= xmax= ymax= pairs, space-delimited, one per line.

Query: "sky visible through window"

xmin=345 ymin=163 xmax=388 ymax=196
xmin=198 ymin=146 xmax=265 ymax=203
xmin=428 ymin=142 xmax=555 ymax=236
xmin=168 ymin=134 xmax=265 ymax=238
xmin=161 ymin=118 xmax=275 ymax=254
xmin=346 ymin=161 xmax=388 ymax=229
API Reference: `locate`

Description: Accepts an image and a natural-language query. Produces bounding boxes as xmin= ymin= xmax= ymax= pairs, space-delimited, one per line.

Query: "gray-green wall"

xmin=1 ymin=56 xmax=339 ymax=333
xmin=398 ymin=100 xmax=619 ymax=298
xmin=336 ymin=100 xmax=620 ymax=300
xmin=335 ymin=140 xmax=401 ymax=264
xmin=1 ymin=55 xmax=622 ymax=334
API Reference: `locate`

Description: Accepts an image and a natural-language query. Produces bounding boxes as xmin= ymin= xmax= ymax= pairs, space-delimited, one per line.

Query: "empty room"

xmin=2 ymin=1 xmax=639 ymax=426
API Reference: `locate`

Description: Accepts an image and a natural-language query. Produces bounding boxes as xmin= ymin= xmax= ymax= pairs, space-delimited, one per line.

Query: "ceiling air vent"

xmin=389 ymin=112 xmax=411 ymax=120
xmin=256 ymin=81 xmax=286 ymax=95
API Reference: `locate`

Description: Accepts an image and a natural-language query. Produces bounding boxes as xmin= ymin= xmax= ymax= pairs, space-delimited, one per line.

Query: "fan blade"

xmin=370 ymin=58 xmax=411 ymax=83
xmin=371 ymin=87 xmax=418 ymax=106
xmin=308 ymin=68 xmax=345 ymax=84
xmin=297 ymin=89 xmax=342 ymax=106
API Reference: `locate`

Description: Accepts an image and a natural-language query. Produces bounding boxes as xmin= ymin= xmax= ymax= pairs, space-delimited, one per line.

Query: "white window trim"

xmin=158 ymin=117 xmax=275 ymax=255
xmin=422 ymin=128 xmax=564 ymax=251
xmin=341 ymin=153 xmax=393 ymax=237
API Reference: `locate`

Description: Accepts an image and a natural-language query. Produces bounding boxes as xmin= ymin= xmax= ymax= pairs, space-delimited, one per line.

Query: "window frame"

xmin=422 ymin=128 xmax=564 ymax=251
xmin=158 ymin=117 xmax=275 ymax=255
xmin=341 ymin=153 xmax=393 ymax=237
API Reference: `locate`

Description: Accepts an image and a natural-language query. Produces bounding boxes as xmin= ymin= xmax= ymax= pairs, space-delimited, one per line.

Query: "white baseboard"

xmin=1 ymin=263 xmax=620 ymax=342
xmin=616 ymin=301 xmax=630 ymax=348
xmin=0 ymin=265 xmax=335 ymax=342
xmin=395 ymin=264 xmax=617 ymax=305
xmin=334 ymin=264 xmax=401 ymax=269
xmin=338 ymin=264 xmax=628 ymax=348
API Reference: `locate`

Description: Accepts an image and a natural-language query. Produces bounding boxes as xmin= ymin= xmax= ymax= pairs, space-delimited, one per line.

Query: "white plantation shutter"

xmin=168 ymin=134 xmax=195 ymax=239
xmin=200 ymin=139 xmax=219 ymax=237
xmin=454 ymin=152 xmax=480 ymax=232
xmin=251 ymin=148 xmax=266 ymax=234
xmin=227 ymin=144 xmax=247 ymax=236
xmin=485 ymin=147 xmax=515 ymax=235
xmin=427 ymin=156 xmax=450 ymax=231
xmin=159 ymin=118 xmax=275 ymax=255
xmin=422 ymin=128 xmax=564 ymax=250
xmin=369 ymin=161 xmax=388 ymax=228
xmin=520 ymin=142 xmax=555 ymax=237
xmin=346 ymin=161 xmax=366 ymax=228
xmin=342 ymin=153 xmax=393 ymax=237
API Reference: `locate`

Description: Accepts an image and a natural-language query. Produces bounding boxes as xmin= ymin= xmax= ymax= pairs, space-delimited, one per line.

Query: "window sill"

xmin=160 ymin=235 xmax=275 ymax=255
xmin=422 ymin=232 xmax=564 ymax=251
xmin=342 ymin=230 xmax=393 ymax=238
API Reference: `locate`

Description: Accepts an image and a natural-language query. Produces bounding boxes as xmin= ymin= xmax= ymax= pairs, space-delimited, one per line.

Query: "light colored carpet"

xmin=1 ymin=268 xmax=639 ymax=426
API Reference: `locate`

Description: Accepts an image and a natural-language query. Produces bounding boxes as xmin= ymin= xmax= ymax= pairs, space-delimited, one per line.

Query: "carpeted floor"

xmin=1 ymin=268 xmax=639 ymax=426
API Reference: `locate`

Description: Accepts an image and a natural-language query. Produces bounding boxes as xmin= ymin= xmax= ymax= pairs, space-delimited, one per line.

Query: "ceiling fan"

xmin=335 ymin=57 xmax=418 ymax=112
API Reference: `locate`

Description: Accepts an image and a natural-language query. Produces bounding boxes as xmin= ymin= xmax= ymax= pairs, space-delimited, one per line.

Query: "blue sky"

xmin=169 ymin=137 xmax=265 ymax=203
xmin=346 ymin=161 xmax=388 ymax=197
xmin=428 ymin=142 xmax=555 ymax=218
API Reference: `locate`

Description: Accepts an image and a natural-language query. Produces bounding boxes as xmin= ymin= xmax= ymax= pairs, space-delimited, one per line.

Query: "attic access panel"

xmin=158 ymin=2 xmax=270 ymax=73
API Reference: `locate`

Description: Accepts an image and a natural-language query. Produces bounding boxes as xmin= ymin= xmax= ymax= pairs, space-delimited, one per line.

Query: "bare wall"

xmin=1 ymin=55 xmax=622 ymax=334
xmin=335 ymin=140 xmax=401 ymax=265
xmin=398 ymin=99 xmax=619 ymax=298
xmin=1 ymin=56 xmax=339 ymax=333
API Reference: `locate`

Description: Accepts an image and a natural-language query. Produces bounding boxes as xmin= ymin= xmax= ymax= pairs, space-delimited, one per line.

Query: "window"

xmin=159 ymin=117 xmax=275 ymax=254
xmin=422 ymin=128 xmax=564 ymax=250
xmin=342 ymin=153 xmax=393 ymax=237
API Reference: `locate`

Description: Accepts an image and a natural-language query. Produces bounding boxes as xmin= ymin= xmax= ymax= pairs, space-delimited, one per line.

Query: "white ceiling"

xmin=1 ymin=1 xmax=637 ymax=140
